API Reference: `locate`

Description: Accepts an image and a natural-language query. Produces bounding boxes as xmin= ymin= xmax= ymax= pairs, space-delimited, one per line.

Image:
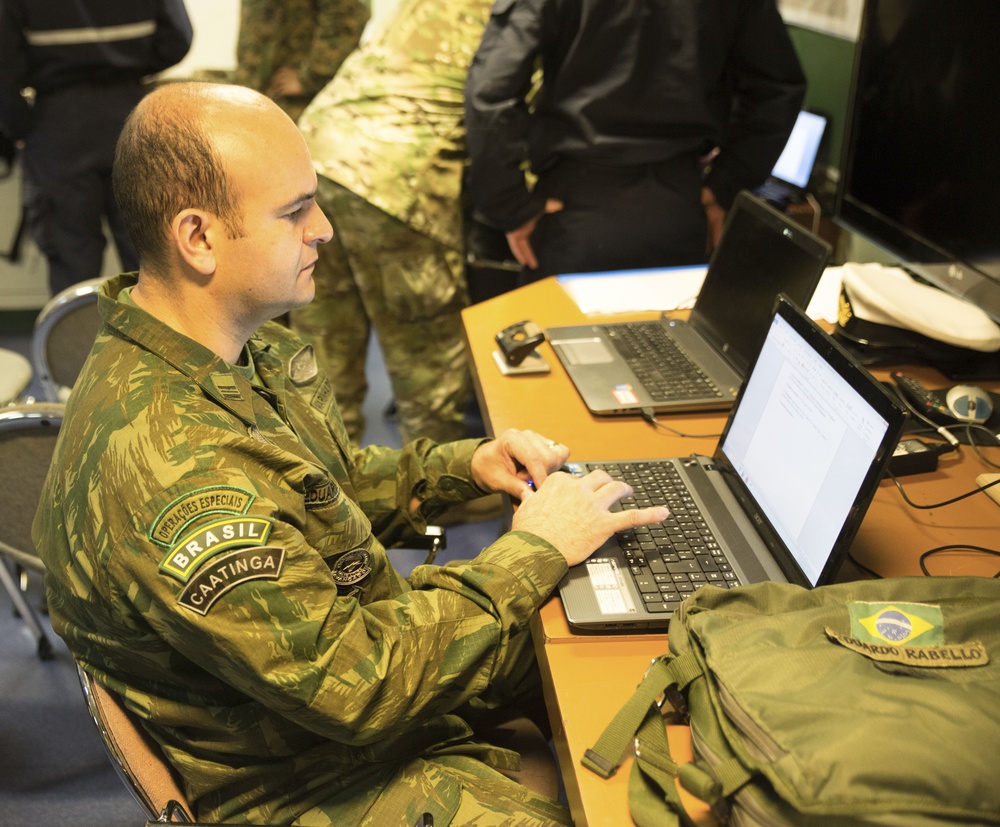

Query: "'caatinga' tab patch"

xmin=149 ymin=486 xmax=256 ymax=547
xmin=177 ymin=546 xmax=285 ymax=615
xmin=160 ymin=517 xmax=272 ymax=582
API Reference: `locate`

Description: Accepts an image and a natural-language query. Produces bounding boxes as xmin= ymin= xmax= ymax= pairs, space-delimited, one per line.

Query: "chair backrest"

xmin=31 ymin=277 xmax=105 ymax=402
xmin=0 ymin=402 xmax=65 ymax=568
xmin=76 ymin=665 xmax=194 ymax=822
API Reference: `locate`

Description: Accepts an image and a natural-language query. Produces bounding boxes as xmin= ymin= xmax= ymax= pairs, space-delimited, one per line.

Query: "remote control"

xmin=891 ymin=372 xmax=953 ymax=420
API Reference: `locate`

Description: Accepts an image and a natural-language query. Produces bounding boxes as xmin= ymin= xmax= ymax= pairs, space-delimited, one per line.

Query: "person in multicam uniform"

xmin=33 ymin=82 xmax=669 ymax=826
xmin=233 ymin=0 xmax=370 ymax=122
xmin=291 ymin=0 xmax=494 ymax=446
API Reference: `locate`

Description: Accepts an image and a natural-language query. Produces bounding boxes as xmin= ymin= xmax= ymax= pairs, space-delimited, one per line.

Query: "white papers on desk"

xmin=556 ymin=265 xmax=844 ymax=324
xmin=556 ymin=266 xmax=709 ymax=315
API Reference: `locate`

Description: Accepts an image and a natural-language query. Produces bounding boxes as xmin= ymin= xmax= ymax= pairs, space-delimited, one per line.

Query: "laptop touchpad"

xmin=555 ymin=338 xmax=615 ymax=365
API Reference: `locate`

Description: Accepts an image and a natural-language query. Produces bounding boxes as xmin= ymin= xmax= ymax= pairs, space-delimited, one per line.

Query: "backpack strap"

xmin=582 ymin=653 xmax=698 ymax=778
xmin=628 ymin=704 xmax=699 ymax=827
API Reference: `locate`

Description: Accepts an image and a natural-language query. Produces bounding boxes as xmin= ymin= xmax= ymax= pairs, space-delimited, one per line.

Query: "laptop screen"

xmin=716 ymin=300 xmax=900 ymax=586
xmin=770 ymin=110 xmax=828 ymax=188
xmin=690 ymin=192 xmax=830 ymax=377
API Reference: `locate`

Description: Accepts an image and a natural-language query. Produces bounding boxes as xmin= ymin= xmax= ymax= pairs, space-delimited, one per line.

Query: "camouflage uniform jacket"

xmin=298 ymin=0 xmax=492 ymax=251
xmin=233 ymin=0 xmax=370 ymax=103
xmin=34 ymin=274 xmax=569 ymax=824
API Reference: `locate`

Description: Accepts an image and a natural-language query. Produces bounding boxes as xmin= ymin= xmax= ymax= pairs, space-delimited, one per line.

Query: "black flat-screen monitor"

xmin=835 ymin=0 xmax=1000 ymax=323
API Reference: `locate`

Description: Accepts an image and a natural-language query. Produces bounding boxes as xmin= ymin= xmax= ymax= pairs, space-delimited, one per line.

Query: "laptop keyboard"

xmin=599 ymin=460 xmax=741 ymax=614
xmin=602 ymin=321 xmax=724 ymax=402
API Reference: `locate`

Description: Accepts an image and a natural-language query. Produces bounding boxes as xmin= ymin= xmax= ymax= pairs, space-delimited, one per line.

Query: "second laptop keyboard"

xmin=602 ymin=321 xmax=723 ymax=402
xmin=597 ymin=460 xmax=741 ymax=614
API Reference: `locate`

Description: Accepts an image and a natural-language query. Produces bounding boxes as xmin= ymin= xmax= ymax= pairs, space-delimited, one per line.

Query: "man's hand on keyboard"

xmin=511 ymin=469 xmax=670 ymax=567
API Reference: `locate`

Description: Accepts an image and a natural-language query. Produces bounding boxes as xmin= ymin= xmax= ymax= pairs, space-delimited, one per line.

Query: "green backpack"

xmin=583 ymin=578 xmax=1000 ymax=826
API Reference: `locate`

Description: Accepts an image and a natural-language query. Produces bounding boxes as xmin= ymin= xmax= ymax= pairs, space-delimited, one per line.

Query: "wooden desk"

xmin=461 ymin=277 xmax=1000 ymax=826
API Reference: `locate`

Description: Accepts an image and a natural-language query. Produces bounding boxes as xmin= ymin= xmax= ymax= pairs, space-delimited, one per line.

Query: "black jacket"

xmin=464 ymin=0 xmax=806 ymax=231
xmin=0 ymin=0 xmax=192 ymax=140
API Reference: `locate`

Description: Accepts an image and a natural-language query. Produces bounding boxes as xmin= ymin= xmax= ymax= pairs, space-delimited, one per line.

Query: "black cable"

xmin=917 ymin=545 xmax=1000 ymax=578
xmin=891 ymin=382 xmax=1000 ymax=468
xmin=846 ymin=550 xmax=884 ymax=580
xmin=887 ymin=471 xmax=1000 ymax=509
xmin=640 ymin=407 xmax=723 ymax=439
xmin=956 ymin=422 xmax=1000 ymax=470
xmin=890 ymin=383 xmax=961 ymax=447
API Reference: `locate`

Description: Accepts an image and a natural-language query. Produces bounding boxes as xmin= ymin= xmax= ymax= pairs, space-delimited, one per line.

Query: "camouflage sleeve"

xmin=108 ymin=460 xmax=567 ymax=747
xmin=347 ymin=437 xmax=490 ymax=543
xmin=233 ymin=0 xmax=275 ymax=91
xmin=297 ymin=0 xmax=371 ymax=96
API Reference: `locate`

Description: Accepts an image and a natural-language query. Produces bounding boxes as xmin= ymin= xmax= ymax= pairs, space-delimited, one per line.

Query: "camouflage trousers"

xmin=289 ymin=624 xmax=572 ymax=826
xmin=291 ymin=178 xmax=471 ymax=444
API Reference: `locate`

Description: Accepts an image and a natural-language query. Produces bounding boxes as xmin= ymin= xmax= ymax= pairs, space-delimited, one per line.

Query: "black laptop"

xmin=755 ymin=109 xmax=828 ymax=206
xmin=557 ymin=295 xmax=907 ymax=633
xmin=546 ymin=191 xmax=831 ymax=416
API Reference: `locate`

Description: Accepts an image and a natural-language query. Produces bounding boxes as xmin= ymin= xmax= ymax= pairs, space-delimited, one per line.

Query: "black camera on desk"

xmin=494 ymin=320 xmax=549 ymax=375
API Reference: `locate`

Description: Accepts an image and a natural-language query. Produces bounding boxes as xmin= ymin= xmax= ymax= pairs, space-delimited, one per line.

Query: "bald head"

xmin=113 ymin=82 xmax=293 ymax=274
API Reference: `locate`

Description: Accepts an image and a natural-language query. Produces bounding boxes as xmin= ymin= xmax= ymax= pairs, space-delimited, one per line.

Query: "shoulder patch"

xmin=303 ymin=473 xmax=338 ymax=509
xmin=332 ymin=548 xmax=372 ymax=591
xmin=289 ymin=344 xmax=319 ymax=385
xmin=160 ymin=516 xmax=273 ymax=582
xmin=177 ymin=546 xmax=285 ymax=615
xmin=150 ymin=486 xmax=256 ymax=547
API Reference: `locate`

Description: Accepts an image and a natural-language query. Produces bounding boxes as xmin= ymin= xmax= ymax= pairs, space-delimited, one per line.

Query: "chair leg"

xmin=0 ymin=557 xmax=53 ymax=659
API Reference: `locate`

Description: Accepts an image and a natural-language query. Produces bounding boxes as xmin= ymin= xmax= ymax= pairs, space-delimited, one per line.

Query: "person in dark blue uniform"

xmin=464 ymin=0 xmax=805 ymax=283
xmin=0 ymin=0 xmax=192 ymax=297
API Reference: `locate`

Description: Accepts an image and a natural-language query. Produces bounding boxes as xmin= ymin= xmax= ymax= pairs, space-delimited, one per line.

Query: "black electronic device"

xmin=495 ymin=320 xmax=545 ymax=366
xmin=890 ymin=372 xmax=953 ymax=422
xmin=492 ymin=320 xmax=549 ymax=375
xmin=836 ymin=0 xmax=1000 ymax=325
xmin=889 ymin=438 xmax=942 ymax=476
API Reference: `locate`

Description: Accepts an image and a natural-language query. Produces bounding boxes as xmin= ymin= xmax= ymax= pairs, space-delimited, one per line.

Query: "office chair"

xmin=31 ymin=276 xmax=105 ymax=402
xmin=0 ymin=401 xmax=64 ymax=659
xmin=78 ymin=664 xmax=233 ymax=825
xmin=79 ymin=664 xmax=560 ymax=824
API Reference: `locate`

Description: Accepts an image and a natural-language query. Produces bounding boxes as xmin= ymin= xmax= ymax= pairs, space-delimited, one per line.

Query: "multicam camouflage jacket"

xmin=34 ymin=274 xmax=570 ymax=825
xmin=298 ymin=0 xmax=494 ymax=251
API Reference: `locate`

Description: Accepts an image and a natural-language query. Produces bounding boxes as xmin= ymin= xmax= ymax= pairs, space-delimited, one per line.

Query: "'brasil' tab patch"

xmin=160 ymin=516 xmax=273 ymax=582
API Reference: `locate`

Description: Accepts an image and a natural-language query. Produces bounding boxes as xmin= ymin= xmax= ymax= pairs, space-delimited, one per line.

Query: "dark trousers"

xmin=522 ymin=153 xmax=708 ymax=284
xmin=21 ymin=82 xmax=144 ymax=297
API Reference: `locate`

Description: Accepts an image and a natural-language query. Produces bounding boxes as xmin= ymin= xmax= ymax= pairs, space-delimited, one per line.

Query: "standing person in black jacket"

xmin=464 ymin=0 xmax=805 ymax=283
xmin=0 ymin=0 xmax=192 ymax=298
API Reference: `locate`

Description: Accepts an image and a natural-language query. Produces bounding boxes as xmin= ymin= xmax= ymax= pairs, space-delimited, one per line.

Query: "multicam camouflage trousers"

xmin=290 ymin=178 xmax=472 ymax=445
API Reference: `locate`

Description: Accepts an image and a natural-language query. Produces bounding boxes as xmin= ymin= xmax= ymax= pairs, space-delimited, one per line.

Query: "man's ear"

xmin=171 ymin=209 xmax=217 ymax=275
